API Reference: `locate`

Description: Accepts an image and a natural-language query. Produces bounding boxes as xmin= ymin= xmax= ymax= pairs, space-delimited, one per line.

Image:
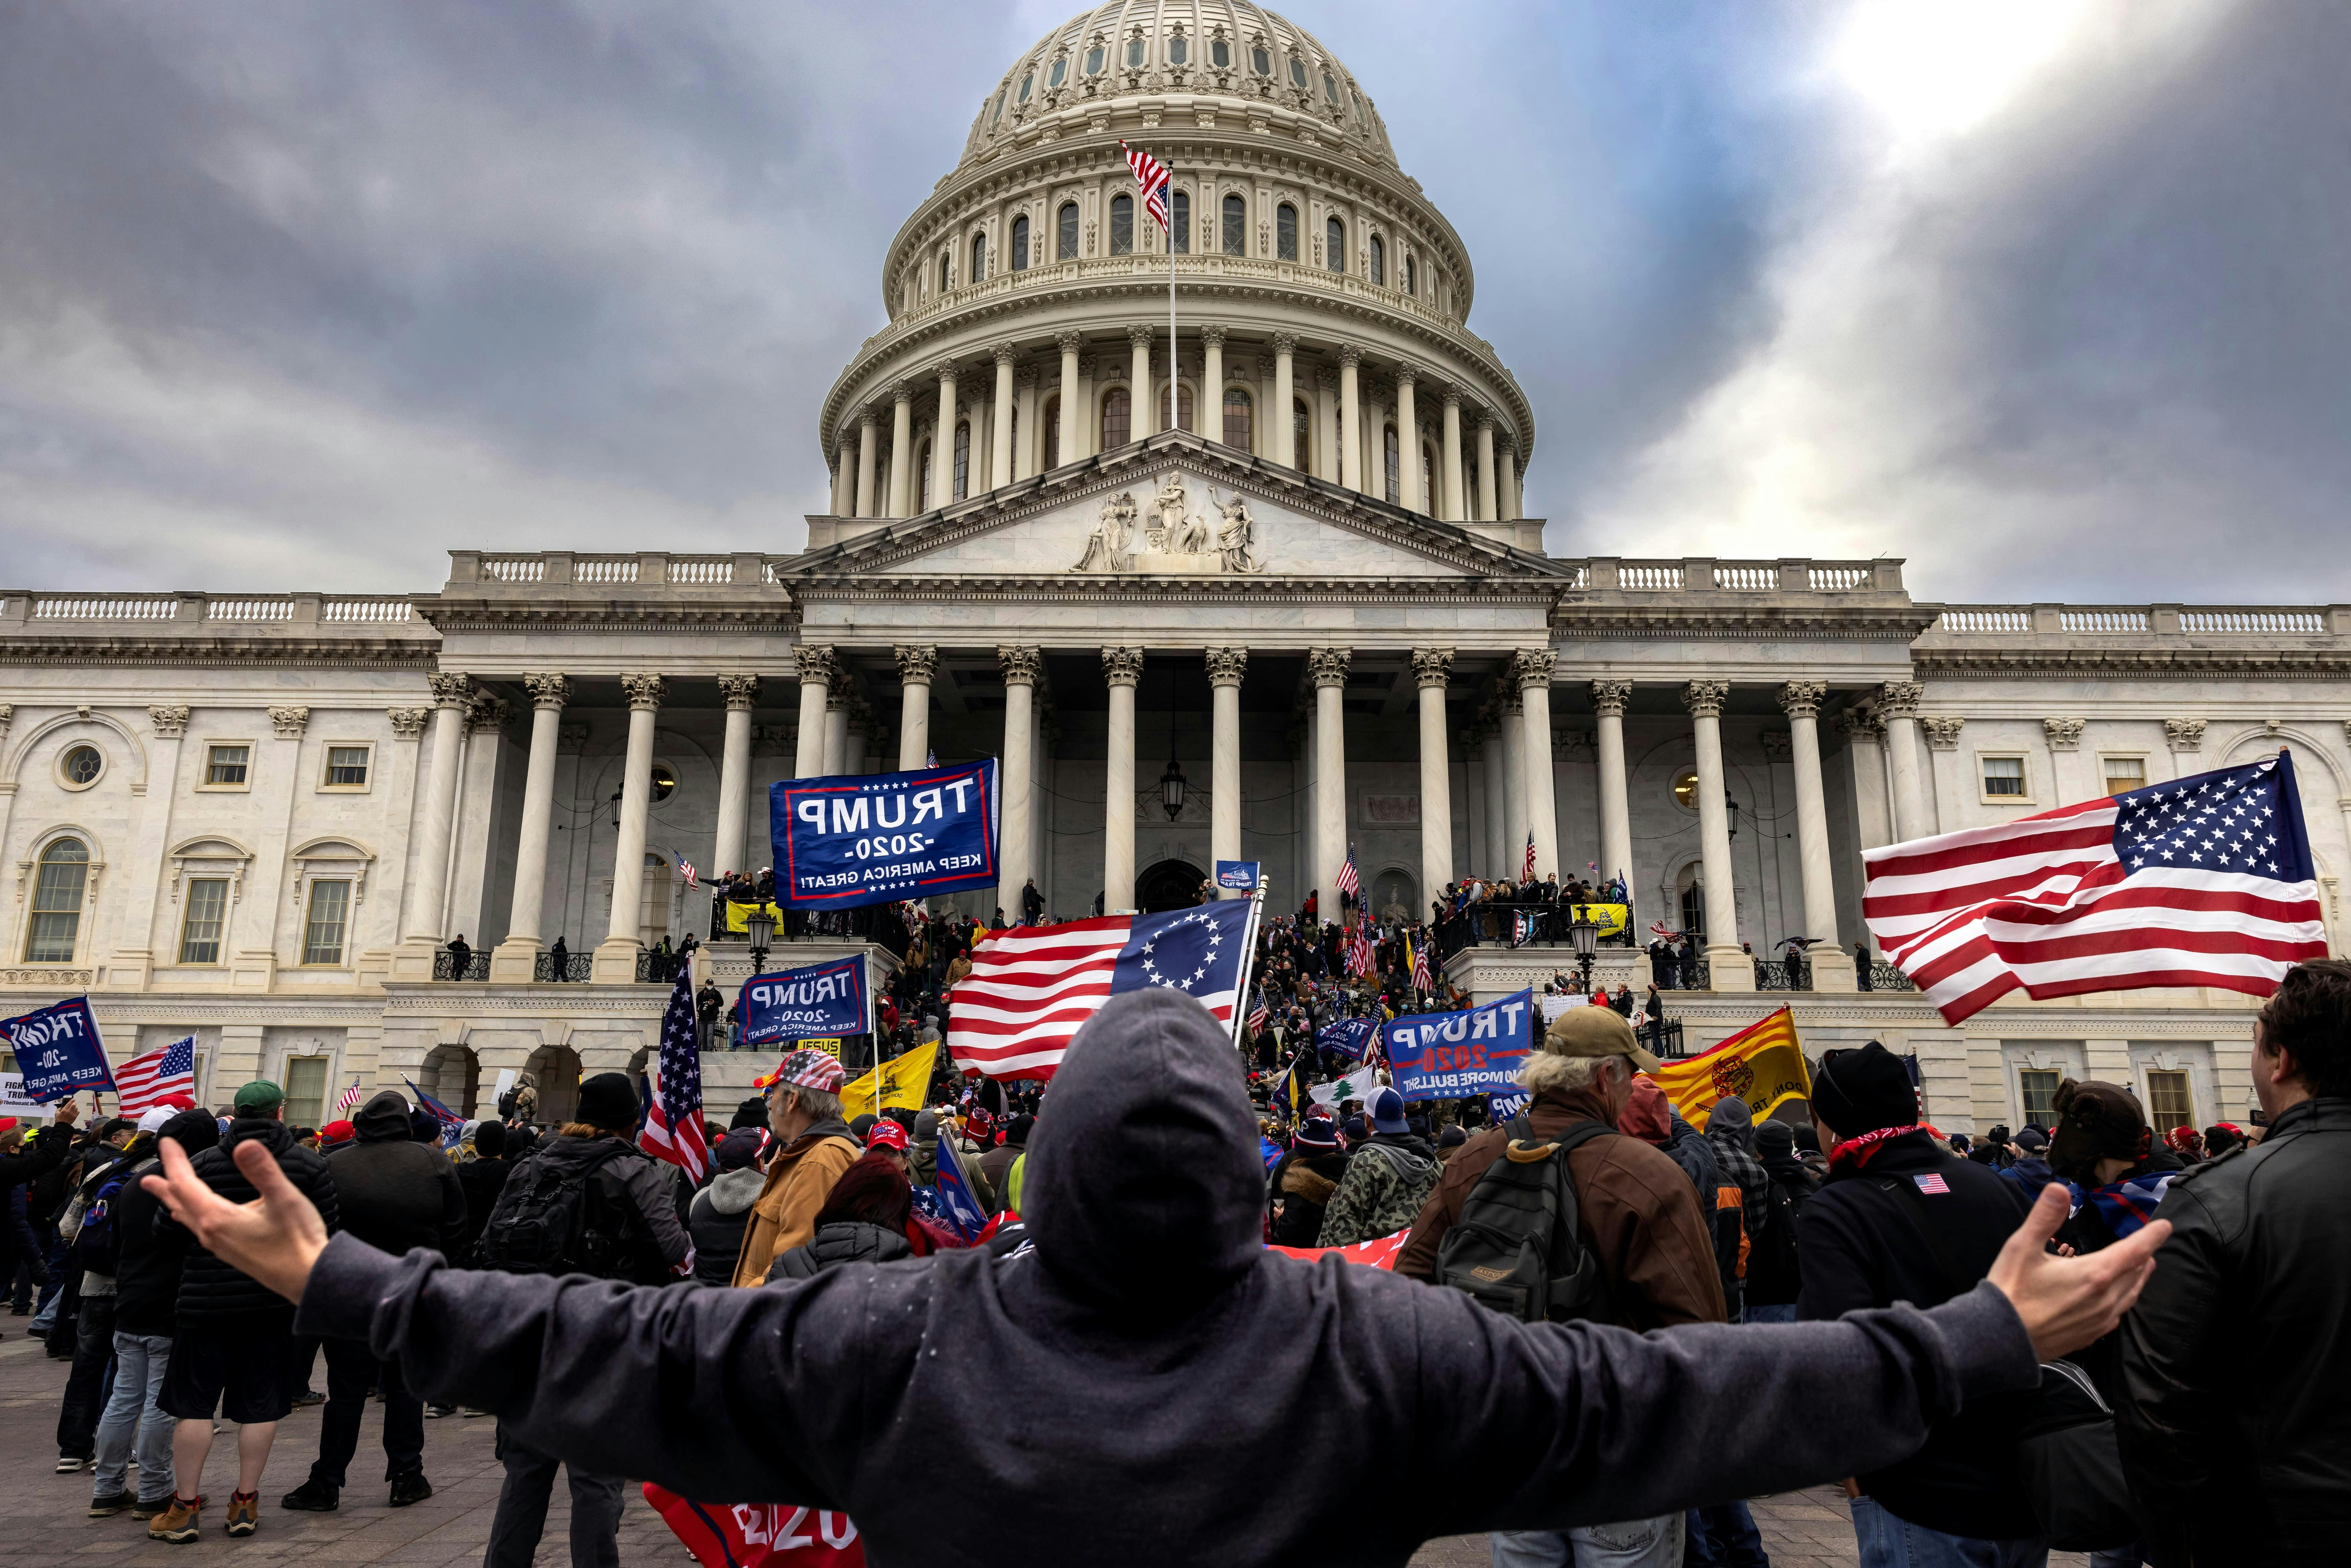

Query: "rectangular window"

xmin=2103 ymin=756 xmax=2146 ymax=795
xmin=25 ymin=853 xmax=88 ymax=962
xmin=1170 ymin=191 xmax=1189 ymax=254
xmin=2019 ymin=1069 xmax=2061 ymax=1130
xmin=2146 ymin=1069 xmax=2194 ymax=1133
xmin=283 ymin=1056 xmax=330 ymax=1129
xmin=205 ymin=744 xmax=250 ymax=787
xmin=1982 ymin=756 xmax=2026 ymax=797
xmin=302 ymin=880 xmax=351 ymax=966
xmin=322 ymin=746 xmax=370 ymax=788
xmin=179 ymin=878 xmax=229 ymax=965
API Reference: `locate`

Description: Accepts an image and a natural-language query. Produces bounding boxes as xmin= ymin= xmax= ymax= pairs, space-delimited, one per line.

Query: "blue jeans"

xmin=1685 ymin=1500 xmax=1768 ymax=1566
xmin=93 ymin=1331 xmax=175 ymax=1505
xmin=1746 ymin=1303 xmax=1799 ymax=1325
xmin=1851 ymin=1496 xmax=2047 ymax=1568
xmin=1492 ymin=1514 xmax=1684 ymax=1568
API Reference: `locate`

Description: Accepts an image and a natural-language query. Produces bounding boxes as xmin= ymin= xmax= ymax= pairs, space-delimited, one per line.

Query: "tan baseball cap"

xmin=1541 ymin=1004 xmax=1662 ymax=1074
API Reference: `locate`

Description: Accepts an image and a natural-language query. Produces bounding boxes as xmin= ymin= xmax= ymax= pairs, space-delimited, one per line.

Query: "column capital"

xmin=1336 ymin=344 xmax=1362 ymax=369
xmin=426 ymin=672 xmax=474 ymax=709
xmin=621 ymin=674 xmax=666 ymax=712
xmin=1498 ymin=689 xmax=1524 ymax=718
xmin=149 ymin=704 xmax=191 ymax=738
xmin=387 ymin=708 xmax=429 ymax=741
xmin=857 ymin=407 xmax=881 ymax=430
xmin=268 ymin=705 xmax=310 ymax=740
xmin=1835 ymin=708 xmax=1886 ymax=743
xmin=1512 ymin=649 xmax=1557 ymax=689
xmin=1205 ymin=646 xmax=1249 ymax=687
xmin=1681 ymin=679 xmax=1729 ymax=719
xmin=1015 ymin=363 xmax=1039 ymax=388
xmin=998 ymin=645 xmax=1044 ymax=686
xmin=1126 ymin=323 xmax=1154 ymax=349
xmin=1476 ymin=411 xmax=1496 ymax=432
xmin=825 ymin=693 xmax=849 ymax=714
xmin=1270 ymin=330 xmax=1300 ymax=355
xmin=1590 ymin=679 xmax=1632 ymax=717
xmin=1441 ymin=386 xmax=1464 ymax=408
xmin=1392 ymin=364 xmax=1418 ymax=388
xmin=1199 ymin=324 xmax=1228 ymax=348
xmin=2164 ymin=717 xmax=2206 ymax=752
xmin=894 ymin=645 xmax=940 ymax=685
xmin=1055 ymin=328 xmax=1084 ymax=353
xmin=1314 ymin=364 xmax=1338 ymax=391
xmin=1307 ymin=646 xmax=1350 ymax=689
xmin=1921 ymin=716 xmax=1965 ymax=751
xmin=1101 ymin=645 xmax=1145 ymax=687
xmin=717 ymin=674 xmax=760 ymax=711
xmin=2042 ymin=716 xmax=2085 ymax=751
xmin=1876 ymin=680 xmax=1924 ymax=719
xmin=465 ymin=694 xmax=509 ymax=736
xmin=793 ymin=644 xmax=838 ymax=685
xmin=892 ymin=381 xmax=919 ymax=405
xmin=990 ymin=340 xmax=1018 ymax=367
xmin=928 ymin=359 xmax=960 ymax=385
xmin=1410 ymin=647 xmax=1454 ymax=688
xmin=524 ymin=673 xmax=572 ymax=710
xmin=1775 ymin=680 xmax=1826 ymax=720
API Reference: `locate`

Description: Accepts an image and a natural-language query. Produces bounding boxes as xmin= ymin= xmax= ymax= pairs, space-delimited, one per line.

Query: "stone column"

xmin=1592 ymin=680 xmax=1634 ymax=892
xmin=1056 ymin=330 xmax=1081 ymax=466
xmin=1394 ymin=369 xmax=1421 ymax=512
xmin=1102 ymin=646 xmax=1144 ymax=911
xmin=829 ymin=454 xmax=849 ymax=517
xmin=490 ymin=674 xmax=570 ymax=981
xmin=1779 ymin=680 xmax=1855 ymax=991
xmin=1684 ymin=679 xmax=1753 ymax=990
xmin=1013 ymin=365 xmax=1039 ymax=481
xmin=594 ymin=674 xmax=664 ymax=983
xmin=1502 ymin=444 xmax=1523 ymax=521
xmin=1338 ymin=347 xmax=1363 ymax=492
xmin=1516 ymin=651 xmax=1559 ymax=880
xmin=989 ymin=343 xmax=1016 ymax=490
xmin=854 ymin=412 xmax=880 ymax=518
xmin=1314 ymin=366 xmax=1339 ymax=481
xmin=1207 ymin=647 xmax=1247 ymax=894
xmin=825 ymin=698 xmax=851 ymax=774
xmin=1127 ymin=326 xmax=1155 ymax=440
xmin=1476 ymin=417 xmax=1498 ymax=522
xmin=398 ymin=673 xmax=473 ymax=966
xmin=1879 ymin=681 xmax=1929 ymax=842
xmin=1481 ymin=723 xmax=1509 ymax=879
xmin=895 ymin=645 xmax=936 ymax=771
xmin=1271 ymin=332 xmax=1297 ymax=467
xmin=887 ymin=384 xmax=915 ymax=518
xmin=1413 ymin=648 xmax=1454 ymax=901
xmin=1200 ymin=327 xmax=1226 ymax=445
xmin=792 ymin=645 xmax=833 ymax=777
xmin=1840 ymin=709 xmax=1893 ymax=851
xmin=714 ymin=673 xmax=758 ymax=873
xmin=1501 ymin=692 xmax=1527 ymax=875
xmin=998 ymin=647 xmax=1041 ymax=914
xmin=1310 ymin=647 xmax=1350 ymax=907
xmin=1440 ymin=391 xmax=1466 ymax=521
xmin=931 ymin=362 xmax=959 ymax=507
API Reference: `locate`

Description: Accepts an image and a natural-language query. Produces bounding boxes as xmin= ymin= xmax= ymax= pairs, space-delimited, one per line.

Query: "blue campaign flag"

xmin=1260 ymin=1134 xmax=1286 ymax=1171
xmin=738 ymin=955 xmax=869 ymax=1050
xmin=1215 ymin=859 xmax=1262 ymax=892
xmin=1489 ymin=1090 xmax=1533 ymax=1123
xmin=1315 ymin=1015 xmax=1376 ymax=1062
xmin=1 ymin=997 xmax=113 ymax=1103
xmin=930 ymin=1134 xmax=993 ymax=1241
xmin=1379 ymin=989 xmax=1535 ymax=1103
xmin=402 ymin=1077 xmax=467 ymax=1148
xmin=771 ymin=759 xmax=999 ymax=909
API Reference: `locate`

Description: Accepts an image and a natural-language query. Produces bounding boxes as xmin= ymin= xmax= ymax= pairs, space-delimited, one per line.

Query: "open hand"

xmin=1987 ymin=1183 xmax=2168 ymax=1361
xmin=142 ymin=1137 xmax=329 ymax=1304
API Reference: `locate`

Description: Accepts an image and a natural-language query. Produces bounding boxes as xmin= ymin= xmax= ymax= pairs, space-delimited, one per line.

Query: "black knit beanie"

xmin=1809 ymin=1042 xmax=1916 ymax=1138
xmin=575 ymin=1072 xmax=638 ymax=1132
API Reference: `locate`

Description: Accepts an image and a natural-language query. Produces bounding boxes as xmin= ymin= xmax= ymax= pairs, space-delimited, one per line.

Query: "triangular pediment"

xmin=783 ymin=432 xmax=1565 ymax=584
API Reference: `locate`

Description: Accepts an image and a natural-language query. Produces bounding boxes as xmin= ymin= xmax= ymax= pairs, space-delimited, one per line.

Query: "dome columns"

xmin=1200 ymin=326 xmax=1227 ymax=444
xmin=1475 ymin=415 xmax=1498 ymax=523
xmin=990 ymin=342 xmax=1019 ymax=490
xmin=1439 ymin=387 xmax=1465 ymax=523
xmin=1271 ymin=331 xmax=1299 ymax=468
xmin=1392 ymin=366 xmax=1420 ymax=513
xmin=1336 ymin=344 xmax=1363 ymax=493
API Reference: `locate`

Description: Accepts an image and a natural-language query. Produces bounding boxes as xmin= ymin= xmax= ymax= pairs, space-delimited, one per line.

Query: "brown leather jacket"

xmin=1395 ymin=1083 xmax=1727 ymax=1329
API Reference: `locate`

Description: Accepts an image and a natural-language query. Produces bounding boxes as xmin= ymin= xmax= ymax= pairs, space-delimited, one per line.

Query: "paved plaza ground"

xmin=3 ymin=1324 xmax=2085 ymax=1567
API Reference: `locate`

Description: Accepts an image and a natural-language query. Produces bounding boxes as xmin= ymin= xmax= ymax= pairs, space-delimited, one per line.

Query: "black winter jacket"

xmin=765 ymin=1220 xmax=914 ymax=1282
xmin=330 ymin=1092 xmax=467 ymax=1258
xmin=688 ymin=1168 xmax=765 ymax=1286
xmin=2119 ymin=1097 xmax=2351 ymax=1567
xmin=0 ymin=1122 xmax=71 ymax=1207
xmin=489 ymin=1133 xmax=688 ymax=1285
xmin=1795 ymin=1130 xmax=2038 ymax=1539
xmin=1266 ymin=1147 xmax=1349 ymax=1248
xmin=294 ymin=987 xmax=2041 ymax=1568
xmin=454 ymin=1158 xmax=511 ymax=1261
xmin=110 ymin=1150 xmax=187 ymax=1338
xmin=168 ymin=1118 xmax=339 ymax=1323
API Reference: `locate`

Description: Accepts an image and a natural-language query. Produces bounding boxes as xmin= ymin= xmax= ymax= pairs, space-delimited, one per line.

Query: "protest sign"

xmin=1215 ymin=860 xmax=1262 ymax=892
xmin=0 ymin=997 xmax=113 ymax=1103
xmin=1651 ymin=1006 xmax=1812 ymax=1132
xmin=1378 ymin=989 xmax=1534 ymax=1102
xmin=771 ymin=759 xmax=998 ymax=909
xmin=0 ymin=1074 xmax=58 ymax=1121
xmin=739 ymin=956 xmax=870 ymax=1050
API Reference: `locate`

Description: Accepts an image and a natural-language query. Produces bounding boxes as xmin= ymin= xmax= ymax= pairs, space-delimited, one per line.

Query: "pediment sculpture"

xmin=1071 ymin=474 xmax=1266 ymax=576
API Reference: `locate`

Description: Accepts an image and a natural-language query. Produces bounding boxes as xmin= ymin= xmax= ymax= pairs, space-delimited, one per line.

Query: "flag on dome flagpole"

xmin=1863 ymin=751 xmax=2328 ymax=1026
xmin=1119 ymin=140 xmax=1170 ymax=232
xmin=641 ymin=970 xmax=711 ymax=1180
xmin=114 ymin=1037 xmax=195 ymax=1115
xmin=1522 ymin=831 xmax=1537 ymax=881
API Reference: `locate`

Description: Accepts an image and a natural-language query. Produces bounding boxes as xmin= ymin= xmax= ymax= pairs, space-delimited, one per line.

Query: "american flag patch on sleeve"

xmin=1912 ymin=1172 xmax=1951 ymax=1195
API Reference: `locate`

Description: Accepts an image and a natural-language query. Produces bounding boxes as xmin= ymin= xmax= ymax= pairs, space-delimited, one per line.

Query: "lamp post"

xmin=1567 ymin=904 xmax=1601 ymax=995
xmin=744 ymin=906 xmax=775 ymax=974
xmin=1159 ymin=754 xmax=1188 ymax=822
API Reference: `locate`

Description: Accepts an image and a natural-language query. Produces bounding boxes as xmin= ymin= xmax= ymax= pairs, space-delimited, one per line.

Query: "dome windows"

xmin=1125 ymin=37 xmax=1145 ymax=69
xmin=1049 ymin=57 xmax=1068 ymax=89
xmin=1322 ymin=71 xmax=1339 ymax=104
xmin=1170 ymin=189 xmax=1190 ymax=253
xmin=1251 ymin=44 xmax=1271 ymax=76
xmin=939 ymin=253 xmax=951 ymax=293
xmin=1058 ymin=202 xmax=1079 ymax=260
xmin=1223 ymin=388 xmax=1252 ymax=449
xmin=1326 ymin=216 xmax=1344 ymax=273
xmin=1018 ymin=72 xmax=1033 ymax=104
xmin=1289 ymin=57 xmax=1308 ymax=90
xmin=1011 ymin=214 xmax=1030 ymax=271
xmin=1221 ymin=193 xmax=1245 ymax=256
xmin=1211 ymin=39 xmax=1231 ymax=69
xmin=1168 ymin=35 xmax=1187 ymax=66
xmin=1110 ymin=193 xmax=1134 ymax=255
xmin=1085 ymin=44 xmax=1105 ymax=75
xmin=953 ymin=421 xmax=970 ymax=500
xmin=1404 ymin=256 xmax=1416 ymax=296
xmin=970 ymin=232 xmax=986 ymax=283
xmin=1101 ymin=387 xmax=1131 ymax=450
xmin=1276 ymin=202 xmax=1297 ymax=262
xmin=991 ymin=90 xmax=1005 ymax=123
xmin=1370 ymin=235 xmax=1385 ymax=286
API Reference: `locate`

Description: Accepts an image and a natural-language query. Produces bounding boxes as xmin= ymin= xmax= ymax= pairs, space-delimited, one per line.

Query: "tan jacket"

xmin=731 ymin=1124 xmax=861 ymax=1286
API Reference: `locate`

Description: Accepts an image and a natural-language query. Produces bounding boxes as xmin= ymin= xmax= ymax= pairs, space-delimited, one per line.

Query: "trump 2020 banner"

xmin=1379 ymin=989 xmax=1534 ymax=1103
xmin=770 ymin=759 xmax=999 ymax=909
xmin=739 ymin=956 xmax=870 ymax=1051
xmin=0 ymin=997 xmax=114 ymax=1103
xmin=1215 ymin=860 xmax=1262 ymax=892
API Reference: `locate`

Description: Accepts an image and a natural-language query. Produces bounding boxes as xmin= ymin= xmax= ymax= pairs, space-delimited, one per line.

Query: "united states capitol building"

xmin=3 ymin=2 xmax=2341 ymax=1133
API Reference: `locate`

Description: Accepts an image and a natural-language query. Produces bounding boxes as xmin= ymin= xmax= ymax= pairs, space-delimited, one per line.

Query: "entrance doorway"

xmin=1136 ymin=859 xmax=1205 ymax=913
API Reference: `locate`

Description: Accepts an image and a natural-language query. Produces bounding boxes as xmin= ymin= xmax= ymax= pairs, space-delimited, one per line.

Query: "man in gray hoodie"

xmin=687 ymin=1131 xmax=766 ymax=1286
xmin=140 ymin=990 xmax=2169 ymax=1568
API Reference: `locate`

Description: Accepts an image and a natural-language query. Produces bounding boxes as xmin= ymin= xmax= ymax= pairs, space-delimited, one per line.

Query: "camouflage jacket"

xmin=1316 ymin=1134 xmax=1441 ymax=1247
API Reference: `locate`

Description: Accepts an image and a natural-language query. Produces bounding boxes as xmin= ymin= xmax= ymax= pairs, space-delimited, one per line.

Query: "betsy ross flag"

xmin=1119 ymin=140 xmax=1170 ymax=231
xmin=1522 ymin=831 xmax=1537 ymax=881
xmin=1334 ymin=845 xmax=1361 ymax=899
xmin=948 ymin=900 xmax=1254 ymax=1079
xmin=1864 ymin=752 xmax=2327 ymax=1026
xmin=640 ymin=971 xmax=710 ymax=1180
xmin=114 ymin=1036 xmax=195 ymax=1115
xmin=336 ymin=1076 xmax=363 ymax=1113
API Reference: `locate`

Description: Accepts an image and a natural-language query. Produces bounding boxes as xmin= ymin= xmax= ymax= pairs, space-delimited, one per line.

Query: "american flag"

xmin=1410 ymin=934 xmax=1432 ymax=993
xmin=1246 ymin=989 xmax=1271 ymax=1036
xmin=114 ymin=1036 xmax=195 ymax=1115
xmin=640 ymin=970 xmax=710 ymax=1180
xmin=1118 ymin=140 xmax=1170 ymax=231
xmin=1864 ymin=752 xmax=2327 ymax=1026
xmin=1522 ymin=831 xmax=1537 ymax=881
xmin=1345 ymin=921 xmax=1375 ymax=977
xmin=948 ymin=900 xmax=1254 ymax=1079
xmin=1334 ymin=845 xmax=1361 ymax=898
xmin=679 ymin=859 xmax=698 ymax=889
xmin=336 ymin=1075 xmax=363 ymax=1113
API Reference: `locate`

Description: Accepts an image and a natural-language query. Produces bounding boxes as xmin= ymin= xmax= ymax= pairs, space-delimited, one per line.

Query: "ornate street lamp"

xmin=744 ymin=906 xmax=776 ymax=972
xmin=1159 ymin=753 xmax=1188 ymax=821
xmin=609 ymin=789 xmax=624 ymax=832
xmin=1567 ymin=904 xmax=1602 ymax=994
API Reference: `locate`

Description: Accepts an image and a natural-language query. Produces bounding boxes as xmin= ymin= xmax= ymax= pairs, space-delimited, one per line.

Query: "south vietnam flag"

xmin=1648 ymin=1006 xmax=1812 ymax=1132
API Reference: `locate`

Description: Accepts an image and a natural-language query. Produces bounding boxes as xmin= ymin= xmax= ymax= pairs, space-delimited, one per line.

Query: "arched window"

xmin=1042 ymin=395 xmax=1061 ymax=469
xmin=1679 ymin=872 xmax=1706 ymax=941
xmin=1222 ymin=388 xmax=1252 ymax=449
xmin=1085 ymin=44 xmax=1105 ymax=75
xmin=1384 ymin=425 xmax=1401 ymax=504
xmin=1221 ymin=193 xmax=1245 ymax=256
xmin=1170 ymin=190 xmax=1189 ymax=253
xmin=1018 ymin=71 xmax=1033 ymax=104
xmin=1101 ymin=387 xmax=1130 ymax=450
xmin=1058 ymin=202 xmax=1079 ymax=260
xmin=1110 ymin=193 xmax=1134 ymax=256
xmin=1294 ymin=399 xmax=1312 ymax=467
xmin=953 ymin=421 xmax=971 ymax=500
xmin=939 ymin=254 xmax=951 ymax=293
xmin=1251 ymin=43 xmax=1271 ymax=75
xmin=1276 ymin=202 xmax=1297 ymax=261
xmin=991 ymin=90 xmax=1005 ymax=124
xmin=970 ymin=233 xmax=986 ymax=284
xmin=1011 ymin=215 xmax=1029 ymax=271
xmin=24 ymin=838 xmax=88 ymax=962
xmin=1405 ymin=256 xmax=1416 ymax=296
xmin=1172 ymin=382 xmax=1194 ymax=433
xmin=1289 ymin=56 xmax=1308 ymax=89
xmin=917 ymin=440 xmax=933 ymax=510
xmin=1370 ymin=235 xmax=1385 ymax=285
xmin=1322 ymin=71 xmax=1339 ymax=105
xmin=1326 ymin=217 xmax=1344 ymax=273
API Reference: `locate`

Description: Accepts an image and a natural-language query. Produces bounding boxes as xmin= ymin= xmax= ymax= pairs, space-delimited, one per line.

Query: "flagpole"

xmin=1228 ymin=873 xmax=1268 ymax=1057
xmin=1168 ymin=156 xmax=1177 ymax=437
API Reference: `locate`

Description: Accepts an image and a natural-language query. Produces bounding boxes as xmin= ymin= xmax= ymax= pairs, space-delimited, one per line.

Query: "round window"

xmin=60 ymin=745 xmax=103 ymax=788
xmin=650 ymin=762 xmax=678 ymax=805
xmin=1672 ymin=769 xmax=1700 ymax=812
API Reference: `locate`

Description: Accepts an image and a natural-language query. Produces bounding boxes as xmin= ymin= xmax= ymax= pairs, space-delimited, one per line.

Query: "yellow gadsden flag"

xmin=840 ymin=1040 xmax=939 ymax=1121
xmin=1650 ymin=1006 xmax=1812 ymax=1132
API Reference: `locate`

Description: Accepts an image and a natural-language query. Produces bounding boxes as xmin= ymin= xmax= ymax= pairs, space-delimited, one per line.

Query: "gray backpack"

xmin=1434 ymin=1116 xmax=1615 ymax=1324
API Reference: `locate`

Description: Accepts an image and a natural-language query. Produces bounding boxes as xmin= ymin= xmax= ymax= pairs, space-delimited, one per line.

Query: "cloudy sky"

xmin=1 ymin=0 xmax=2342 ymax=601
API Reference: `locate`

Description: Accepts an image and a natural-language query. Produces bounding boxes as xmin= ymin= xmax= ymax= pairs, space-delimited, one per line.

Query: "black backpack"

xmin=1435 ymin=1116 xmax=1616 ymax=1324
xmin=497 ymin=1088 xmax=520 ymax=1119
xmin=74 ymin=1159 xmax=142 ymax=1277
xmin=474 ymin=1141 xmax=641 ymax=1278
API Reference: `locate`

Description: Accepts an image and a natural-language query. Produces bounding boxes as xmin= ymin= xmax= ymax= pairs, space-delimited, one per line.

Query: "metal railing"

xmin=432 ymin=951 xmax=490 ymax=981
xmin=1756 ymin=960 xmax=1813 ymax=992
xmin=1861 ymin=961 xmax=1918 ymax=993
xmin=533 ymin=951 xmax=593 ymax=982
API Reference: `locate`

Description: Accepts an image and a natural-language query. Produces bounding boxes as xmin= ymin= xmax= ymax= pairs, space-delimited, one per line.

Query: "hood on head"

xmin=1707 ymin=1094 xmax=1755 ymax=1148
xmin=1618 ymin=1076 xmax=1672 ymax=1144
xmin=353 ymin=1090 xmax=414 ymax=1144
xmin=1023 ymin=988 xmax=1261 ymax=1318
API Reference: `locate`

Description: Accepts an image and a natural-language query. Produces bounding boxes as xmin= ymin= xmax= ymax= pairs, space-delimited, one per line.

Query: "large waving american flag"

xmin=948 ymin=900 xmax=1254 ymax=1079
xmin=1334 ymin=845 xmax=1361 ymax=898
xmin=640 ymin=970 xmax=710 ymax=1180
xmin=1864 ymin=752 xmax=2327 ymax=1025
xmin=114 ymin=1036 xmax=195 ymax=1115
xmin=1119 ymin=140 xmax=1169 ymax=231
